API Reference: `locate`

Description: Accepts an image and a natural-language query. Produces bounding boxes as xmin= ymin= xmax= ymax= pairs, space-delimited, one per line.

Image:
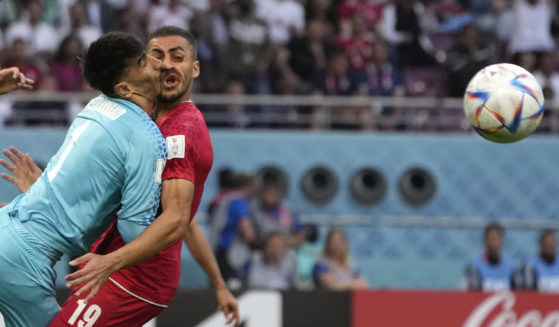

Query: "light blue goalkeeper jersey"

xmin=6 ymin=94 xmax=167 ymax=259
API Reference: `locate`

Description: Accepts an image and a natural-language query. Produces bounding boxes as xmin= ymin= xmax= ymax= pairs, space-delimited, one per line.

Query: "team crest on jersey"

xmin=166 ymin=135 xmax=185 ymax=159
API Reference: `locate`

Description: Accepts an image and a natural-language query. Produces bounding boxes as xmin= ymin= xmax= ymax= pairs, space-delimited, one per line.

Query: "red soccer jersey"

xmin=91 ymin=101 xmax=213 ymax=306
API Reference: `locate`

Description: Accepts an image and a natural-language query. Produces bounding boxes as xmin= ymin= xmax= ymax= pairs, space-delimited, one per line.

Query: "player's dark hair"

xmin=148 ymin=26 xmax=198 ymax=60
xmin=484 ymin=223 xmax=504 ymax=238
xmin=540 ymin=229 xmax=556 ymax=245
xmin=81 ymin=32 xmax=145 ymax=97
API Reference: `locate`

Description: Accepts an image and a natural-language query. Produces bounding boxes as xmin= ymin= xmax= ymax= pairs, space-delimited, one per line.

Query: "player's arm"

xmin=0 ymin=146 xmax=43 ymax=193
xmin=65 ymin=177 xmax=193 ymax=301
xmin=184 ymin=220 xmax=239 ymax=326
xmin=0 ymin=67 xmax=34 ymax=95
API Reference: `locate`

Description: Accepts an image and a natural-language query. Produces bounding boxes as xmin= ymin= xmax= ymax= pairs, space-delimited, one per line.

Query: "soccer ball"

xmin=463 ymin=63 xmax=544 ymax=143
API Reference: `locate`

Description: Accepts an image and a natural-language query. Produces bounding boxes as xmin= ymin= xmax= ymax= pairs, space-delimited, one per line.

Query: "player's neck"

xmin=130 ymin=92 xmax=157 ymax=116
xmin=157 ymin=95 xmax=192 ymax=119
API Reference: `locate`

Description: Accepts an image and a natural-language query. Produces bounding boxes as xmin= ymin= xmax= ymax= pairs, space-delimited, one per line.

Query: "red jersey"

xmin=336 ymin=32 xmax=375 ymax=71
xmin=338 ymin=0 xmax=384 ymax=30
xmin=91 ymin=101 xmax=213 ymax=306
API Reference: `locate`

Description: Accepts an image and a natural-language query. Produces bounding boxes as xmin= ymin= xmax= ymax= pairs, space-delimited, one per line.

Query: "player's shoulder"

xmin=171 ymin=101 xmax=204 ymax=121
xmin=159 ymin=101 xmax=208 ymax=135
xmin=80 ymin=96 xmax=158 ymax=132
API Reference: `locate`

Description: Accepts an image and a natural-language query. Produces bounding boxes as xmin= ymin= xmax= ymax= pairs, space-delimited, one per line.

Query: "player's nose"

xmin=160 ymin=56 xmax=173 ymax=70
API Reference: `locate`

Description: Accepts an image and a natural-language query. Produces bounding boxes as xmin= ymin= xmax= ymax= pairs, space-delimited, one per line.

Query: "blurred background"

xmin=1 ymin=0 xmax=559 ymax=325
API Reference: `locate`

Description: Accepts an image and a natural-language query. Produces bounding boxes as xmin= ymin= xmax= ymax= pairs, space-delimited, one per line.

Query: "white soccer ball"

xmin=463 ymin=63 xmax=544 ymax=143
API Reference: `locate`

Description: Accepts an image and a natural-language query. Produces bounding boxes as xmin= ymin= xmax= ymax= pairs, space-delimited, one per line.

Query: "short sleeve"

xmin=230 ymin=198 xmax=250 ymax=220
xmin=117 ymin=129 xmax=166 ymax=243
xmin=161 ymin=134 xmax=196 ymax=182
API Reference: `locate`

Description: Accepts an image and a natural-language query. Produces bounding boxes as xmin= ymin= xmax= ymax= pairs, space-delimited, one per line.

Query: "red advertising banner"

xmin=353 ymin=291 xmax=559 ymax=327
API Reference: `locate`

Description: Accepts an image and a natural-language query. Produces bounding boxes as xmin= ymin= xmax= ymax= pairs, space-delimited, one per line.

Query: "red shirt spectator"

xmin=338 ymin=0 xmax=384 ymax=31
xmin=336 ymin=12 xmax=375 ymax=70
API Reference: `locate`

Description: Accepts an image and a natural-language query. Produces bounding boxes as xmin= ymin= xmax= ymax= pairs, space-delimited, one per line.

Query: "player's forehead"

xmin=148 ymin=35 xmax=190 ymax=54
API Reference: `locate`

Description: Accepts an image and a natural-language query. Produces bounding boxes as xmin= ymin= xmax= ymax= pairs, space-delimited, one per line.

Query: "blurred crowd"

xmin=0 ymin=0 xmax=558 ymax=130
xmin=206 ymin=168 xmax=559 ymax=292
xmin=206 ymin=168 xmax=370 ymax=290
xmin=2 ymin=0 xmax=559 ymax=100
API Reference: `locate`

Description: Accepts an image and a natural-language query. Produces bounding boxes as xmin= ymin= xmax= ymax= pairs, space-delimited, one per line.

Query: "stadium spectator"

xmin=246 ymin=232 xmax=297 ymax=289
xmin=366 ymin=40 xmax=404 ymax=97
xmin=147 ymin=0 xmax=193 ymax=34
xmin=208 ymin=173 xmax=257 ymax=285
xmin=49 ymin=34 xmax=86 ymax=92
xmin=256 ymin=0 xmax=305 ymax=45
xmin=197 ymin=0 xmax=229 ymax=92
xmin=313 ymin=47 xmax=368 ymax=96
xmin=222 ymin=79 xmax=251 ymax=128
xmin=305 ymin=0 xmax=338 ymax=27
xmin=366 ymin=40 xmax=405 ymax=130
xmin=508 ymin=0 xmax=554 ymax=63
xmin=202 ymin=0 xmax=229 ymax=52
xmin=312 ymin=47 xmax=370 ymax=129
xmin=224 ymin=0 xmax=272 ymax=95
xmin=382 ymin=0 xmax=437 ymax=68
xmin=83 ymin=0 xmax=121 ymax=33
xmin=3 ymin=39 xmax=44 ymax=89
xmin=208 ymin=168 xmax=237 ymax=216
xmin=516 ymin=230 xmax=559 ymax=292
xmin=336 ymin=11 xmax=376 ymax=71
xmin=533 ymin=52 xmax=559 ymax=100
xmin=5 ymin=0 xmax=59 ymax=55
xmin=313 ymin=228 xmax=369 ymax=289
xmin=274 ymin=19 xmax=331 ymax=94
xmin=466 ymin=223 xmax=516 ymax=291
xmin=444 ymin=24 xmax=495 ymax=97
xmin=61 ymin=1 xmax=102 ymax=47
xmin=337 ymin=0 xmax=384 ymax=33
xmin=251 ymin=183 xmax=306 ymax=248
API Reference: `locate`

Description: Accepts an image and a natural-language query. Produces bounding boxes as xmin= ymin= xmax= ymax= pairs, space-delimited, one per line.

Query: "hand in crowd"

xmin=0 ymin=67 xmax=34 ymax=95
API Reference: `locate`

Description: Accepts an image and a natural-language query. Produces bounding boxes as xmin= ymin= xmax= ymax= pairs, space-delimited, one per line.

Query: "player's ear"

xmin=114 ymin=82 xmax=133 ymax=99
xmin=192 ymin=60 xmax=200 ymax=79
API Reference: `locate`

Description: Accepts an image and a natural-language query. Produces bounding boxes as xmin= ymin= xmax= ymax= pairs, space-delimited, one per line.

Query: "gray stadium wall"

xmin=1 ymin=130 xmax=558 ymax=289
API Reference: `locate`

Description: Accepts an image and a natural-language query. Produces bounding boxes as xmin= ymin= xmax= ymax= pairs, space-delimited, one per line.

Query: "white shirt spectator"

xmin=508 ymin=0 xmax=554 ymax=54
xmin=6 ymin=18 xmax=59 ymax=53
xmin=148 ymin=3 xmax=193 ymax=33
xmin=247 ymin=251 xmax=296 ymax=290
xmin=256 ymin=0 xmax=305 ymax=44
